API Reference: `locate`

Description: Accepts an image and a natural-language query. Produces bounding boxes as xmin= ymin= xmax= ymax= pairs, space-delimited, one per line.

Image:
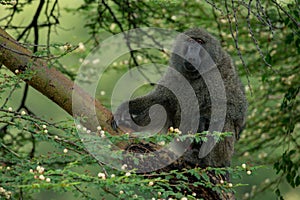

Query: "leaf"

xmin=286 ymin=173 xmax=294 ymax=188
xmin=295 ymin=176 xmax=300 ymax=187
xmin=201 ymin=173 xmax=210 ymax=183
xmin=294 ymin=37 xmax=300 ymax=53
xmin=275 ymin=188 xmax=281 ymax=197
xmin=285 ymin=33 xmax=294 ymax=44
xmin=274 ymin=161 xmax=281 ymax=174
xmin=265 ymin=53 xmax=272 ymax=65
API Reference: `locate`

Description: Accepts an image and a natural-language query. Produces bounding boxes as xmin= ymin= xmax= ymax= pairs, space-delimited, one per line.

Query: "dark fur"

xmin=113 ymin=28 xmax=247 ymax=168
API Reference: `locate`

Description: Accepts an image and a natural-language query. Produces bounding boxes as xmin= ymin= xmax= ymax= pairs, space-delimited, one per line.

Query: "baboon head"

xmin=170 ymin=28 xmax=223 ymax=79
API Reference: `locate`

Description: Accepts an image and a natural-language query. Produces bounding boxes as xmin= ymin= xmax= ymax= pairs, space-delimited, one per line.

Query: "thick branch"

xmin=0 ymin=28 xmax=234 ymax=199
xmin=0 ymin=28 xmax=120 ymax=137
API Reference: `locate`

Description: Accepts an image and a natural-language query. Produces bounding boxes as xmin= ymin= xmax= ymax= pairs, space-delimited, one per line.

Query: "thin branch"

xmin=245 ymin=0 xmax=275 ymax=71
xmin=225 ymin=0 xmax=252 ymax=93
xmin=271 ymin=0 xmax=300 ymax=28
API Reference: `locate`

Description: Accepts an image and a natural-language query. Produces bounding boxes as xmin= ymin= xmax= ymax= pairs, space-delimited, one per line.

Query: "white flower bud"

xmin=121 ymin=164 xmax=128 ymax=170
xmin=220 ymin=19 xmax=227 ymax=24
xmin=125 ymin=172 xmax=131 ymax=177
xmin=110 ymin=23 xmax=116 ymax=30
xmin=98 ymin=172 xmax=106 ymax=179
xmin=100 ymin=130 xmax=105 ymax=138
xmin=243 ymin=152 xmax=249 ymax=157
xmin=63 ymin=44 xmax=72 ymax=51
xmin=148 ymin=181 xmax=154 ymax=186
xmin=264 ymin=178 xmax=270 ymax=184
xmin=38 ymin=167 xmax=45 ymax=174
xmin=242 ymin=163 xmax=246 ymax=169
xmin=39 ymin=175 xmax=45 ymax=180
xmin=78 ymin=42 xmax=85 ymax=52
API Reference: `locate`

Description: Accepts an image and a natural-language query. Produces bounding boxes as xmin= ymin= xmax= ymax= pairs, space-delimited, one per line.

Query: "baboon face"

xmin=170 ymin=28 xmax=221 ymax=78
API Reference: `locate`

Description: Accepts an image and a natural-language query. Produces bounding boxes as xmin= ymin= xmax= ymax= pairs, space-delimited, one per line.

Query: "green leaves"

xmin=285 ymin=33 xmax=294 ymax=44
xmin=274 ymin=150 xmax=300 ymax=188
xmin=275 ymin=188 xmax=284 ymax=200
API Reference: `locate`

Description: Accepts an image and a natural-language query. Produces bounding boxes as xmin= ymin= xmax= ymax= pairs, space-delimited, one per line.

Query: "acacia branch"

xmin=0 ymin=28 xmax=122 ymax=138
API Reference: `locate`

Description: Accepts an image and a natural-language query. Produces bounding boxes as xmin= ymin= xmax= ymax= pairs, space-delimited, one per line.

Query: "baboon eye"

xmin=187 ymin=37 xmax=205 ymax=44
xmin=194 ymin=38 xmax=205 ymax=44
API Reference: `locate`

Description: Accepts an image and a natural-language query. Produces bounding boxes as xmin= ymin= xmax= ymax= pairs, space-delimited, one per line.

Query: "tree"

xmin=0 ymin=0 xmax=299 ymax=199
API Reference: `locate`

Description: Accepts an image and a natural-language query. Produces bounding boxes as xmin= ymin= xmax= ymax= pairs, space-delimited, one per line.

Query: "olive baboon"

xmin=112 ymin=28 xmax=247 ymax=168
